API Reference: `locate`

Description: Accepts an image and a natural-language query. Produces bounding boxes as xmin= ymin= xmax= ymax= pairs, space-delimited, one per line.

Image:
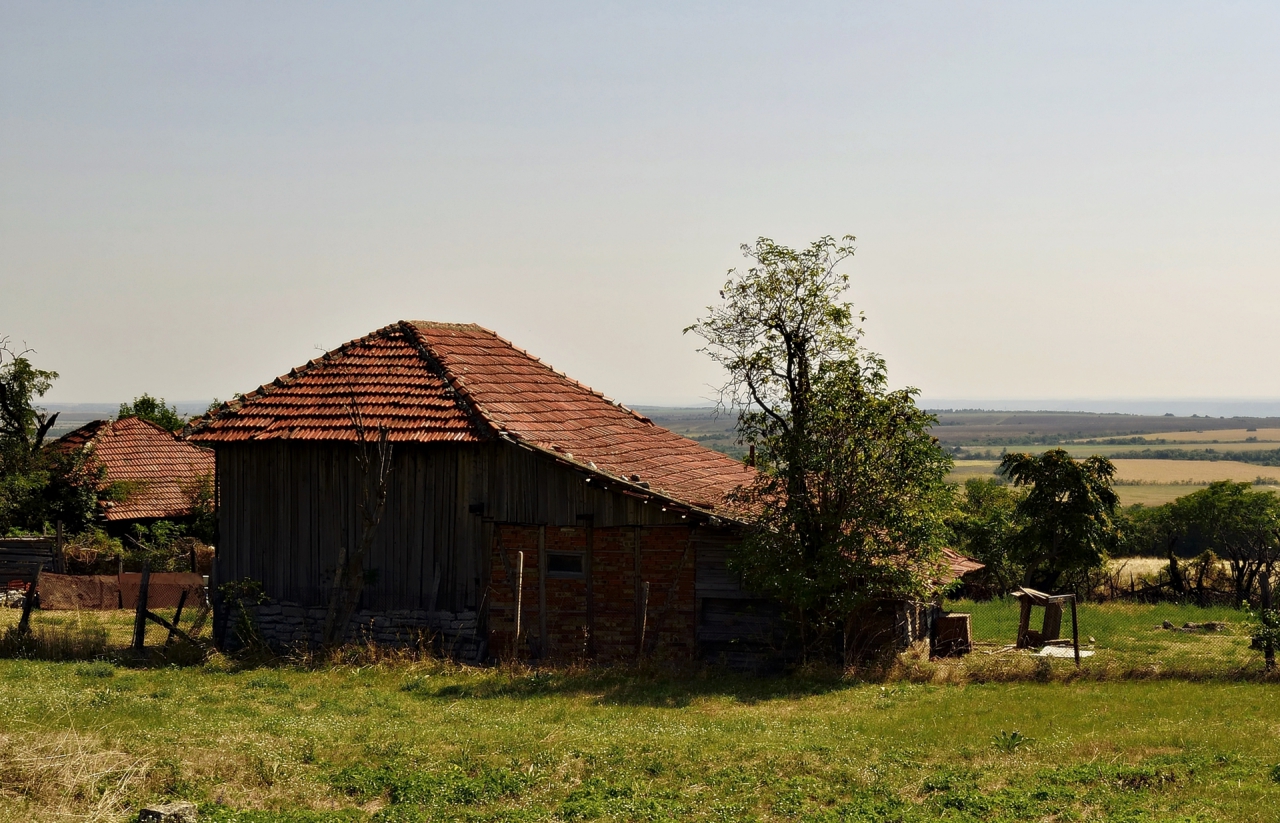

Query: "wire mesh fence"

xmin=944 ymin=594 xmax=1263 ymax=675
xmin=1 ymin=570 xmax=212 ymax=660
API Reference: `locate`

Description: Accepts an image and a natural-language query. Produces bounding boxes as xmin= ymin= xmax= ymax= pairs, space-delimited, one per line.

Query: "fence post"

xmin=55 ymin=521 xmax=65 ymax=574
xmin=17 ymin=568 xmax=39 ymax=636
xmin=638 ymin=581 xmax=650 ymax=656
xmin=538 ymin=526 xmax=547 ymax=658
xmin=133 ymin=562 xmax=151 ymax=654
xmin=1070 ymin=596 xmax=1080 ymax=668
xmin=165 ymin=589 xmax=190 ymax=647
xmin=513 ymin=550 xmax=524 ymax=658
xmin=1262 ymin=564 xmax=1275 ymax=672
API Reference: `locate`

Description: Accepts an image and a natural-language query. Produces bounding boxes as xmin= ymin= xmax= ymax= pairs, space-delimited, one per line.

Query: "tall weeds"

xmin=0 ymin=729 xmax=150 ymax=822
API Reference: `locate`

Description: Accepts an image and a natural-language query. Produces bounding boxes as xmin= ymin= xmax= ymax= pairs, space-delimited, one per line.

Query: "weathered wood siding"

xmin=694 ymin=529 xmax=790 ymax=669
xmin=213 ymin=440 xmax=697 ymax=612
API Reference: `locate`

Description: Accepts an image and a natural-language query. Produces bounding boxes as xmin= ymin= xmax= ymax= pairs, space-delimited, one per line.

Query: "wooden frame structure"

xmin=1012 ymin=586 xmax=1081 ymax=666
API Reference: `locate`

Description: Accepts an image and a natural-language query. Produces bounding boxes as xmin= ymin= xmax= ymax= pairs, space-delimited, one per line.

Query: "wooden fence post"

xmin=165 ymin=589 xmax=190 ymax=647
xmin=583 ymin=516 xmax=595 ymax=658
xmin=55 ymin=521 xmax=65 ymax=574
xmin=133 ymin=562 xmax=150 ymax=654
xmin=513 ymin=550 xmax=524 ymax=657
xmin=538 ymin=526 xmax=547 ymax=658
xmin=1070 ymin=596 xmax=1081 ymax=668
xmin=17 ymin=569 xmax=39 ymax=636
xmin=638 ymin=581 xmax=650 ymax=656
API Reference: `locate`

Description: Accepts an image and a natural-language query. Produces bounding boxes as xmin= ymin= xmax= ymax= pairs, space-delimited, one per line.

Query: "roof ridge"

xmin=406 ymin=320 xmax=652 ymax=423
xmin=115 ymin=415 xmax=187 ymax=440
xmin=396 ymin=321 xmax=497 ymax=439
xmin=186 ymin=322 xmax=409 ymax=437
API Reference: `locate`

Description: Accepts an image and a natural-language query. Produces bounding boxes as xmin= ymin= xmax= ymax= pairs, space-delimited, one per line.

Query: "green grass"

xmin=4 ymin=656 xmax=1280 ymax=822
xmin=947 ymin=597 xmax=1256 ymax=673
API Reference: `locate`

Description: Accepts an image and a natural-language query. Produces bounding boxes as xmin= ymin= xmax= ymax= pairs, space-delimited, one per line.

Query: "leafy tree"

xmin=687 ymin=235 xmax=953 ymax=663
xmin=0 ymin=339 xmax=98 ymax=534
xmin=117 ymin=394 xmax=186 ymax=431
xmin=0 ymin=338 xmax=60 ymax=470
xmin=998 ymin=449 xmax=1120 ymax=591
xmin=1167 ymin=482 xmax=1280 ymax=608
xmin=948 ymin=478 xmax=1026 ymax=595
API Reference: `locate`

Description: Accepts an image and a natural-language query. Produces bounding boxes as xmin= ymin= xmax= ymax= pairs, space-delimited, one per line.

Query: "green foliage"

xmin=1153 ymin=483 xmax=1280 ymax=607
xmin=1247 ymin=608 xmax=1280 ymax=653
xmin=0 ymin=338 xmax=59 ymax=470
xmin=331 ymin=761 xmax=531 ymax=808
xmin=181 ymin=471 xmax=217 ymax=543
xmin=999 ymin=449 xmax=1120 ymax=590
xmin=0 ymin=339 xmax=100 ymax=534
xmin=1106 ymin=446 xmax=1280 ymax=467
xmin=127 ymin=519 xmax=201 ymax=571
xmin=117 ymin=393 xmax=187 ymax=431
xmin=948 ymin=478 xmax=1026 ymax=594
xmin=687 ymin=236 xmax=953 ymax=662
xmin=992 ymin=729 xmax=1034 ymax=753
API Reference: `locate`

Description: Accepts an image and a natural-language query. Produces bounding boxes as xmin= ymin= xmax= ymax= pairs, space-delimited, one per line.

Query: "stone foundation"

xmin=225 ymin=599 xmax=483 ymax=660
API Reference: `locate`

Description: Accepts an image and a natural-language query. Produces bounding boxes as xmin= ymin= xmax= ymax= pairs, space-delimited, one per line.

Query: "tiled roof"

xmin=55 ymin=417 xmax=215 ymax=522
xmin=940 ymin=548 xmax=985 ymax=582
xmin=189 ymin=321 xmax=757 ymax=513
xmin=185 ymin=325 xmax=481 ymax=444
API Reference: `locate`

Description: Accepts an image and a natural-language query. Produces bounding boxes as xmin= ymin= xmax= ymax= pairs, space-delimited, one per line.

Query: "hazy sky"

xmin=3 ymin=2 xmax=1279 ymax=407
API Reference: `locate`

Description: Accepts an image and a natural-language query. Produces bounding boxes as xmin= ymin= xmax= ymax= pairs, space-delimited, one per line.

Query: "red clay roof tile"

xmin=189 ymin=321 xmax=757 ymax=512
xmin=56 ymin=417 xmax=215 ymax=522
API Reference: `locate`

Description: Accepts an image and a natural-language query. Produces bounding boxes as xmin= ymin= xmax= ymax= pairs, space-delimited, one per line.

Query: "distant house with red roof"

xmin=188 ymin=320 xmax=979 ymax=663
xmin=55 ymin=416 xmax=215 ymax=530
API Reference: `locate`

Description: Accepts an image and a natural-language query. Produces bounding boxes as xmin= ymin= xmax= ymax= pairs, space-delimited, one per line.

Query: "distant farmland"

xmin=641 ymin=406 xmax=1280 ymax=507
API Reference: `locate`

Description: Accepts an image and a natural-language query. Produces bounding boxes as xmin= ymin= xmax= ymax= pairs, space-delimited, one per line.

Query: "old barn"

xmin=188 ymin=320 xmax=776 ymax=661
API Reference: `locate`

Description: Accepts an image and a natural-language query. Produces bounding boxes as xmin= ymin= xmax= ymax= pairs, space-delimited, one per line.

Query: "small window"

xmin=547 ymin=553 xmax=585 ymax=578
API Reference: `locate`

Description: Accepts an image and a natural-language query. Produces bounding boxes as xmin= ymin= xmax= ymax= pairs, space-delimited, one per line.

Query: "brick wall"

xmin=488 ymin=524 xmax=697 ymax=662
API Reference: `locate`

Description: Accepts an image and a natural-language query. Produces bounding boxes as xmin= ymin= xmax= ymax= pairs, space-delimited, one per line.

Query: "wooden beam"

xmin=165 ymin=589 xmax=190 ymax=647
xmin=132 ymin=562 xmax=151 ymax=653
xmin=538 ymin=525 xmax=547 ymax=658
xmin=16 ymin=569 xmax=39 ymax=636
xmin=513 ymin=550 xmax=524 ymax=657
xmin=582 ymin=514 xmax=595 ymax=658
xmin=1070 ymin=596 xmax=1080 ymax=667
xmin=145 ymin=609 xmax=197 ymax=646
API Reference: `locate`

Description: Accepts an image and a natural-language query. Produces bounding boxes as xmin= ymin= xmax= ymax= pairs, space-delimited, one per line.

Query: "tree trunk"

xmin=322 ymin=424 xmax=392 ymax=648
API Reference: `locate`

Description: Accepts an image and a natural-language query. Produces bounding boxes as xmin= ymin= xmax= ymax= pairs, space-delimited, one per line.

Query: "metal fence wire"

xmin=2 ymin=570 xmax=212 ymax=657
xmin=943 ymin=591 xmax=1264 ymax=674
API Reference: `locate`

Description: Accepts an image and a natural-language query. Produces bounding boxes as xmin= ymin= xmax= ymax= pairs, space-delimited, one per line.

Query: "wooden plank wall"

xmin=215 ymin=441 xmax=695 ymax=612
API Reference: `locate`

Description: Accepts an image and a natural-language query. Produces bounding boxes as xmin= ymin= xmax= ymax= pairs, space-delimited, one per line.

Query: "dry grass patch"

xmin=0 ymin=729 xmax=150 ymax=823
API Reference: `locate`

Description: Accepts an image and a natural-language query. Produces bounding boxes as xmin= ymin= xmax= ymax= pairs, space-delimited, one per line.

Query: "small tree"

xmin=1169 ymin=482 xmax=1280 ymax=608
xmin=0 ymin=338 xmax=60 ymax=469
xmin=948 ymin=477 xmax=1025 ymax=596
xmin=1 ymin=339 xmax=98 ymax=534
xmin=998 ymin=449 xmax=1119 ymax=591
xmin=321 ymin=400 xmax=393 ymax=648
xmin=688 ymin=236 xmax=953 ymax=663
xmin=118 ymin=394 xmax=187 ymax=432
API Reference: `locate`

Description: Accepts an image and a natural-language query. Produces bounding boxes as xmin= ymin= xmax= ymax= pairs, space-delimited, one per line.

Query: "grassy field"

xmin=6 ymin=651 xmax=1280 ymax=823
xmin=945 ymin=597 xmax=1255 ymax=673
